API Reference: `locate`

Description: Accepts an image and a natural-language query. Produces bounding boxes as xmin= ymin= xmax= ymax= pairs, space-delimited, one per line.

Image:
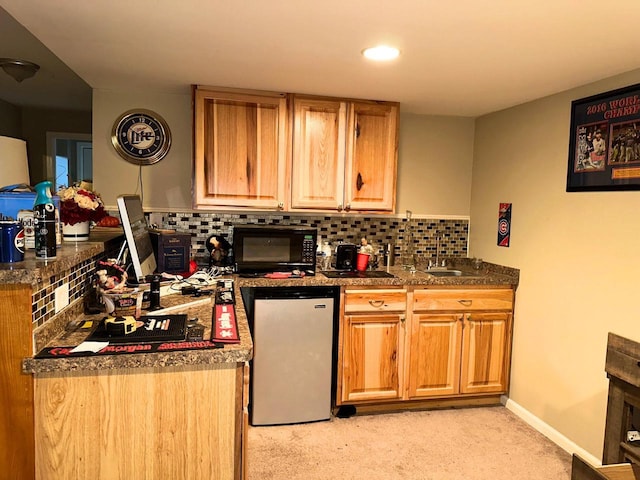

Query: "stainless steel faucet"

xmin=428 ymin=232 xmax=444 ymax=270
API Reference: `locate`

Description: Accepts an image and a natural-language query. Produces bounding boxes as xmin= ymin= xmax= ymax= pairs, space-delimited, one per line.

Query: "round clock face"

xmin=111 ymin=109 xmax=171 ymax=165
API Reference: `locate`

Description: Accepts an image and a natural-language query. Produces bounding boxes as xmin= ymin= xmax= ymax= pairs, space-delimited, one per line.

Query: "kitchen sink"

xmin=425 ymin=269 xmax=478 ymax=277
xmin=321 ymin=270 xmax=396 ymax=279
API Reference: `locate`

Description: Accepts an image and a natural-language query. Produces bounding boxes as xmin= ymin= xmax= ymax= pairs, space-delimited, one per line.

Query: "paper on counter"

xmin=70 ymin=341 xmax=109 ymax=353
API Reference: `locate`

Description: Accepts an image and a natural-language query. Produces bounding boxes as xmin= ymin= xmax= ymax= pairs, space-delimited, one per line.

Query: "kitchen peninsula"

xmin=2 ymin=232 xmax=518 ymax=480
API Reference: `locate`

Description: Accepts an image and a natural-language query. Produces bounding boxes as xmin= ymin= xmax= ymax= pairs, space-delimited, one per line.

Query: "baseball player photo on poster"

xmin=567 ymin=82 xmax=640 ymax=191
xmin=498 ymin=203 xmax=511 ymax=247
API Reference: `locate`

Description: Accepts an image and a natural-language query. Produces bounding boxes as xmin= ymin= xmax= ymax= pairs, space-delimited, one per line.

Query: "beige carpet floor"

xmin=247 ymin=406 xmax=572 ymax=480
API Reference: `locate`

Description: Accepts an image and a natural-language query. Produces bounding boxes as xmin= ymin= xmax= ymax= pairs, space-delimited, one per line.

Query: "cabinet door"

xmin=291 ymin=97 xmax=346 ymax=210
xmin=460 ymin=312 xmax=512 ymax=394
xmin=408 ymin=312 xmax=462 ymax=398
xmin=341 ymin=313 xmax=405 ymax=403
xmin=194 ymin=88 xmax=287 ymax=209
xmin=345 ymin=101 xmax=399 ymax=212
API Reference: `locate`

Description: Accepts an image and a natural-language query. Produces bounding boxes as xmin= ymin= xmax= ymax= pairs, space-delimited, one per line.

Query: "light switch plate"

xmin=55 ymin=283 xmax=70 ymax=313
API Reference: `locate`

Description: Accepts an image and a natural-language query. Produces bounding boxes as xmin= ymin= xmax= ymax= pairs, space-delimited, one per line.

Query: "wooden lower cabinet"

xmin=341 ymin=312 xmax=405 ymax=402
xmin=34 ymin=363 xmax=247 ymax=480
xmin=337 ymin=286 xmax=514 ymax=408
xmin=408 ymin=312 xmax=461 ymax=398
xmin=0 ymin=285 xmax=35 ymax=480
xmin=460 ymin=311 xmax=511 ymax=394
xmin=338 ymin=288 xmax=406 ymax=403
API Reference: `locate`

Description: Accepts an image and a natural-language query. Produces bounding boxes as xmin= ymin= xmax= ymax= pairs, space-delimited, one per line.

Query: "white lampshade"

xmin=0 ymin=136 xmax=30 ymax=187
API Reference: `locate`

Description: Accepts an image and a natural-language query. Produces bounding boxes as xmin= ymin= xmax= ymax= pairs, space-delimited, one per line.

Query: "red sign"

xmin=212 ymin=304 xmax=240 ymax=343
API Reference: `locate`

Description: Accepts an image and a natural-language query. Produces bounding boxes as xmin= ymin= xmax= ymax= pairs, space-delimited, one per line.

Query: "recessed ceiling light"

xmin=362 ymin=45 xmax=400 ymax=61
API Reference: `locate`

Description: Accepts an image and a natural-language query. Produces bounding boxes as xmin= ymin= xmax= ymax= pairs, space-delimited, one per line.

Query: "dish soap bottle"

xmin=33 ymin=180 xmax=57 ymax=259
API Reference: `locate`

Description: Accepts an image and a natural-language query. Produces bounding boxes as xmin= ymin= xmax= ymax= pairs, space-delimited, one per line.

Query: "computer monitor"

xmin=116 ymin=194 xmax=157 ymax=283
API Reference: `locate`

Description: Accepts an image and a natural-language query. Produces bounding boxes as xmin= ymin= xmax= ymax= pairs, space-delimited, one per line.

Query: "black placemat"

xmin=87 ymin=314 xmax=187 ymax=343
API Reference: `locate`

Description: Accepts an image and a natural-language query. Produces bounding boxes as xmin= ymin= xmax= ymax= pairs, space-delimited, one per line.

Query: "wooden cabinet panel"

xmin=345 ymin=102 xmax=398 ymax=212
xmin=194 ymin=88 xmax=287 ymax=209
xmin=460 ymin=312 xmax=511 ymax=394
xmin=0 ymin=285 xmax=35 ymax=480
xmin=344 ymin=288 xmax=407 ymax=314
xmin=341 ymin=313 xmax=405 ymax=403
xmin=413 ymin=288 xmax=513 ymax=311
xmin=35 ymin=364 xmax=242 ymax=480
xmin=408 ymin=313 xmax=462 ymax=398
xmin=291 ymin=97 xmax=346 ymax=209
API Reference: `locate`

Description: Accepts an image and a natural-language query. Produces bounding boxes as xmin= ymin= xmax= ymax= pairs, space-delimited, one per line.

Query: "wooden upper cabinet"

xmin=290 ymin=97 xmax=346 ymax=210
xmin=290 ymin=96 xmax=399 ymax=213
xmin=193 ymin=87 xmax=287 ymax=209
xmin=345 ymin=101 xmax=399 ymax=212
xmin=193 ymin=87 xmax=398 ymax=212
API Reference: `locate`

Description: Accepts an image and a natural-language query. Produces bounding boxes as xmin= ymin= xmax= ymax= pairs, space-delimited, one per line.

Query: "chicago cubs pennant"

xmin=498 ymin=203 xmax=512 ymax=247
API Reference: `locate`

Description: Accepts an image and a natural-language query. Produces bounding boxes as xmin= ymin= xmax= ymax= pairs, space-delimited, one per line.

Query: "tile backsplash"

xmin=149 ymin=211 xmax=469 ymax=267
xmin=32 ymin=211 xmax=468 ymax=333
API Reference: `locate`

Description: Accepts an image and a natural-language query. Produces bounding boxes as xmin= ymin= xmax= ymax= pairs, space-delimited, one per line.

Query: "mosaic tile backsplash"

xmin=154 ymin=212 xmax=469 ymax=267
xmin=33 ymin=211 xmax=468 ymax=330
xmin=31 ymin=242 xmax=121 ymax=329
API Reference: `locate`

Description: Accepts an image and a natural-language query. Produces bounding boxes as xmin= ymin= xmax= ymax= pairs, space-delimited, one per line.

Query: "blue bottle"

xmin=33 ymin=181 xmax=56 ymax=259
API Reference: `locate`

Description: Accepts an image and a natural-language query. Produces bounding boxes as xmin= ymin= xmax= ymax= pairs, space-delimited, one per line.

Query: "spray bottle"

xmin=33 ymin=181 xmax=57 ymax=259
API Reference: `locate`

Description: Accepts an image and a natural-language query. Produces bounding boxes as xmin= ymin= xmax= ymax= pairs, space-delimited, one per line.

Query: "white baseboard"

xmin=501 ymin=395 xmax=601 ymax=467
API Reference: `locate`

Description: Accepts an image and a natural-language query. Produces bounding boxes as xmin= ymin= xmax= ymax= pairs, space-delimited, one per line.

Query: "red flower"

xmin=58 ymin=185 xmax=108 ymax=225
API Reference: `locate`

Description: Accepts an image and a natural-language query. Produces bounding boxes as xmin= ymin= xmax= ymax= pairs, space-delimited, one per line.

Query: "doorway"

xmin=46 ymin=132 xmax=92 ymax=190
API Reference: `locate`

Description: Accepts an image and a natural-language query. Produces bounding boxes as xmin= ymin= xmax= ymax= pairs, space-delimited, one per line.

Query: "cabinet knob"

xmin=344 ymin=204 xmax=351 ymax=212
xmin=277 ymin=202 xmax=284 ymax=210
xmin=356 ymin=173 xmax=364 ymax=191
xmin=400 ymin=315 xmax=405 ymax=323
xmin=337 ymin=204 xmax=343 ymax=212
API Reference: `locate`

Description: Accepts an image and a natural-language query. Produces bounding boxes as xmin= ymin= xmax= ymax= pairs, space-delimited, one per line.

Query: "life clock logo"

xmin=111 ymin=109 xmax=172 ymax=165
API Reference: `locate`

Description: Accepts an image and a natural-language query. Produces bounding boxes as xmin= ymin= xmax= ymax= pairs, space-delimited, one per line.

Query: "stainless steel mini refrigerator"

xmin=249 ymin=287 xmax=337 ymax=426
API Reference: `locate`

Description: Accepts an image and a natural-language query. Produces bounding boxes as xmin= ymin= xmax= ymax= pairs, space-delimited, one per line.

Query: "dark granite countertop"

xmin=0 ymin=227 xmax=124 ymax=286
xmin=24 ymin=283 xmax=252 ymax=374
xmin=234 ymin=258 xmax=519 ymax=289
xmin=23 ymin=255 xmax=518 ymax=375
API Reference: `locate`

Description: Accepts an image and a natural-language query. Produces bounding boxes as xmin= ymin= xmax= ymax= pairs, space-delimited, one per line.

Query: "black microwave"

xmin=233 ymin=225 xmax=317 ymax=274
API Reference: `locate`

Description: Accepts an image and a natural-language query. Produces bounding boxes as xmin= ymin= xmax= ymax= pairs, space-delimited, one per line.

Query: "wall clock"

xmin=111 ymin=109 xmax=171 ymax=165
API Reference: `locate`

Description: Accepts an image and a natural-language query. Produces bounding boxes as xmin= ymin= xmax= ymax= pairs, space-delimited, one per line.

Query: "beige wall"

xmin=471 ymin=68 xmax=640 ymax=458
xmin=93 ymin=89 xmax=475 ymax=216
xmin=397 ymin=113 xmax=474 ymax=216
xmin=93 ymin=89 xmax=193 ymax=210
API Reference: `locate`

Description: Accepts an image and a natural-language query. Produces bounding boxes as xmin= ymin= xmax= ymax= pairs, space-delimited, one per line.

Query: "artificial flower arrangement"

xmin=57 ymin=181 xmax=107 ymax=226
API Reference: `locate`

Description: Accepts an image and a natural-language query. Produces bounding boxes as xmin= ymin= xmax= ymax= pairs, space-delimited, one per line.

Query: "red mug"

xmin=356 ymin=252 xmax=370 ymax=271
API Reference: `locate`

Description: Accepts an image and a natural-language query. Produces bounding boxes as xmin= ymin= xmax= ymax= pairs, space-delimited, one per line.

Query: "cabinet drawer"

xmin=344 ymin=289 xmax=407 ymax=313
xmin=413 ymin=289 xmax=513 ymax=311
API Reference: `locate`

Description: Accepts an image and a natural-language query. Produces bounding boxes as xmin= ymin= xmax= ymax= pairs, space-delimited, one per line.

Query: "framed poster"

xmin=567 ymin=83 xmax=640 ymax=192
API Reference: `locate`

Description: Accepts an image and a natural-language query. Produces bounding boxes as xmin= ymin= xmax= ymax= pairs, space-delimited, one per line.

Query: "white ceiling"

xmin=2 ymin=0 xmax=640 ymax=116
xmin=0 ymin=7 xmax=91 ymax=111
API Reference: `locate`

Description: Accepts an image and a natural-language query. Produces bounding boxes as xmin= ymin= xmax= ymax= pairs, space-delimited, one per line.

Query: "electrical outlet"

xmin=55 ymin=283 xmax=70 ymax=313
